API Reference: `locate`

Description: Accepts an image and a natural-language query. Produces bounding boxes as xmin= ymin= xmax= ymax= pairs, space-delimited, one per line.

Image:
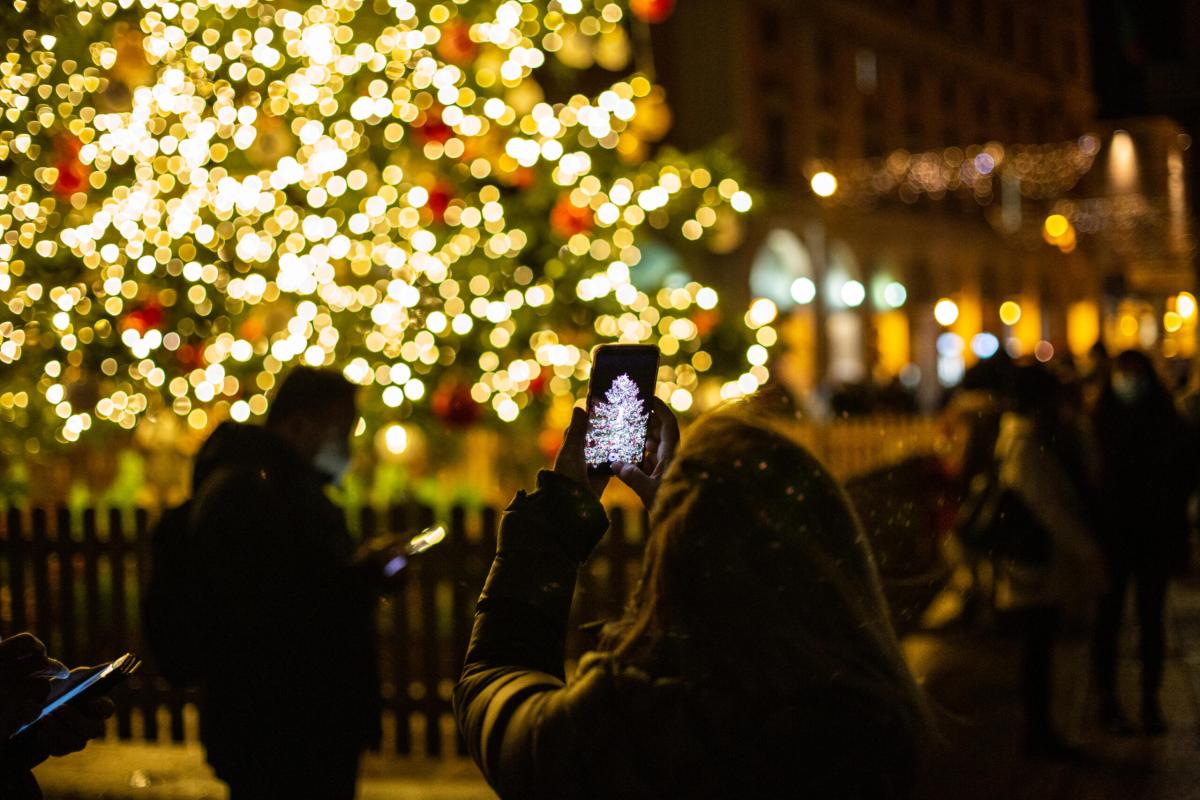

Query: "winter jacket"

xmin=993 ymin=413 xmax=1103 ymax=609
xmin=1093 ymin=392 xmax=1196 ymax=573
xmin=189 ymin=423 xmax=380 ymax=774
xmin=454 ymin=470 xmax=918 ymax=800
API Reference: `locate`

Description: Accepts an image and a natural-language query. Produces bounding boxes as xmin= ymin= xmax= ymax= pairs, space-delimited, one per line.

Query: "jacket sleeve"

xmin=453 ymin=470 xmax=609 ymax=800
xmin=1001 ymin=437 xmax=1098 ymax=565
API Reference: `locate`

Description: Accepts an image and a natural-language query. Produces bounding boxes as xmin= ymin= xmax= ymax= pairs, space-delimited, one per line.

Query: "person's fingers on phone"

xmin=610 ymin=460 xmax=656 ymax=508
xmin=0 ymin=633 xmax=48 ymax=662
xmin=0 ymin=633 xmax=60 ymax=680
xmin=33 ymin=657 xmax=70 ymax=680
xmin=553 ymin=407 xmax=590 ymax=486
xmin=82 ymin=696 xmax=116 ymax=720
xmin=649 ymin=398 xmax=680 ymax=477
xmin=0 ymin=675 xmax=53 ymax=737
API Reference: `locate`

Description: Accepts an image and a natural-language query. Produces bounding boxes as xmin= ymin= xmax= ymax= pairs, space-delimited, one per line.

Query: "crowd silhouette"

xmin=1 ymin=350 xmax=1198 ymax=799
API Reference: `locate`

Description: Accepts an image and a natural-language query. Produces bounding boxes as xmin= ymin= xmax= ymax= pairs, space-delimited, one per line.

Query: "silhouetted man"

xmin=190 ymin=368 xmax=396 ymax=799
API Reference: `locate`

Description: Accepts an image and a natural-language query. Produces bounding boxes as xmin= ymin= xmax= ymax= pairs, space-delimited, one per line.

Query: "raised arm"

xmin=454 ymin=408 xmax=610 ymax=799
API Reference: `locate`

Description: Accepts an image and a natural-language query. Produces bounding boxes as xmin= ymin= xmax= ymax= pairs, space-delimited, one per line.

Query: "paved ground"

xmin=35 ymin=579 xmax=1200 ymax=799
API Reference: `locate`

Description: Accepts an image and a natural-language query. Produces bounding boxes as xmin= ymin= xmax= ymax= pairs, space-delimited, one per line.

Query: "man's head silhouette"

xmin=266 ymin=367 xmax=358 ymax=483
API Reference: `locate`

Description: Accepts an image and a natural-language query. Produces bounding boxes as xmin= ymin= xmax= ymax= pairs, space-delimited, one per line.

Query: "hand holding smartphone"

xmin=9 ymin=653 xmax=139 ymax=742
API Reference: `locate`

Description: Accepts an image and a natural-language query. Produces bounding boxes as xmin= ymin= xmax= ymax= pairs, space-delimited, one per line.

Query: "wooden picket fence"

xmin=0 ymin=415 xmax=946 ymax=758
xmin=0 ymin=502 xmax=652 ymax=758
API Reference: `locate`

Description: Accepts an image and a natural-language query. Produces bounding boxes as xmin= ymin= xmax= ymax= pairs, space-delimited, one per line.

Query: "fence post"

xmin=109 ymin=508 xmax=134 ymax=740
xmin=54 ymin=506 xmax=76 ymax=665
xmin=386 ymin=503 xmax=412 ymax=756
xmin=5 ymin=508 xmax=28 ymax=634
xmin=82 ymin=508 xmax=101 ymax=659
xmin=411 ymin=504 xmax=442 ymax=758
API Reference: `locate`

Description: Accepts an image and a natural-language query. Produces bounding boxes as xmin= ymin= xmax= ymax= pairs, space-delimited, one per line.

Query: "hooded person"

xmin=1091 ymin=350 xmax=1198 ymax=735
xmin=188 ymin=367 xmax=402 ymax=800
xmin=454 ymin=401 xmax=931 ymax=800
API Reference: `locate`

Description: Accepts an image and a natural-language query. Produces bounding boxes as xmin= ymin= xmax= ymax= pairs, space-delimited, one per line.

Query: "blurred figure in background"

xmin=990 ymin=365 xmax=1103 ymax=758
xmin=1091 ymin=350 xmax=1196 ymax=735
xmin=186 ymin=368 xmax=405 ymax=799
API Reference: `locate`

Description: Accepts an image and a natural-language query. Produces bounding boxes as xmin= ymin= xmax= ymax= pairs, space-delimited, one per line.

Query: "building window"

xmin=765 ymin=112 xmax=789 ymax=186
xmin=855 ymin=48 xmax=878 ymax=94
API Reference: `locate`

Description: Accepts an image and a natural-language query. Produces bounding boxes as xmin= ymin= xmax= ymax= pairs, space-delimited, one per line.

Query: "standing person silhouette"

xmin=1092 ymin=350 xmax=1197 ymax=735
xmin=189 ymin=368 xmax=403 ymax=799
xmin=455 ymin=401 xmax=930 ymax=799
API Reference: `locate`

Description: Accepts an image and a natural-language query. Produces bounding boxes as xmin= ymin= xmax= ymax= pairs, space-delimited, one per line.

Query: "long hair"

xmin=600 ymin=408 xmax=932 ymax=762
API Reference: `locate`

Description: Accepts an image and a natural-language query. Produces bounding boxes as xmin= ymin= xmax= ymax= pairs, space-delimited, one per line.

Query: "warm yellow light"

xmin=1043 ymin=214 xmax=1069 ymax=240
xmin=811 ymin=172 xmax=838 ymax=198
xmin=747 ymin=298 xmax=778 ymax=328
xmin=1119 ymin=314 xmax=1139 ymax=338
xmin=934 ymin=298 xmax=959 ymax=327
xmin=1177 ymin=292 xmax=1197 ymax=319
xmin=384 ymin=424 xmax=408 ymax=454
xmin=999 ymin=301 xmax=1022 ymax=326
xmin=1164 ymin=311 xmax=1183 ymax=333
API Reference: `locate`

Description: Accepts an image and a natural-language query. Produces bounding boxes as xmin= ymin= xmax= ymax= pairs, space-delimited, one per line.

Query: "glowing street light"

xmin=999 ymin=301 xmax=1022 ymax=326
xmin=934 ymin=298 xmax=959 ymax=327
xmin=811 ymin=171 xmax=838 ymax=198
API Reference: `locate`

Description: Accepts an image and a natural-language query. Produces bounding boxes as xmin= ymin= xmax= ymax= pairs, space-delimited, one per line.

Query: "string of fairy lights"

xmin=0 ymin=0 xmax=766 ymax=454
xmin=806 ymin=135 xmax=1101 ymax=205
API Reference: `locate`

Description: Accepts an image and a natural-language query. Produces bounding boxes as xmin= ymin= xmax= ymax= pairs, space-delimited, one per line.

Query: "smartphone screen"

xmin=10 ymin=664 xmax=114 ymax=738
xmin=584 ymin=345 xmax=660 ymax=474
xmin=382 ymin=524 xmax=447 ymax=578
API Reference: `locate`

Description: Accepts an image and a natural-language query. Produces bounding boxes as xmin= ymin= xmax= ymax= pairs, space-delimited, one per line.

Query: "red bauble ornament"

xmin=431 ymin=382 xmax=481 ymax=428
xmin=120 ymin=300 xmax=164 ymax=334
xmin=52 ymin=135 xmax=90 ymax=198
xmin=691 ymin=308 xmax=719 ymax=337
xmin=498 ymin=165 xmax=536 ymax=190
xmin=550 ymin=194 xmax=594 ymax=239
xmin=528 ymin=370 xmax=548 ymax=397
xmin=630 ymin=0 xmax=676 ymax=24
xmin=175 ymin=343 xmax=206 ymax=370
xmin=427 ymin=183 xmax=454 ymax=223
xmin=416 ymin=106 xmax=453 ymax=145
xmin=437 ymin=20 xmax=477 ymax=65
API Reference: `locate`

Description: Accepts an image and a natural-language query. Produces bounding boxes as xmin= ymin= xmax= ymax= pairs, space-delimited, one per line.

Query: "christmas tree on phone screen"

xmin=585 ymin=373 xmax=650 ymax=465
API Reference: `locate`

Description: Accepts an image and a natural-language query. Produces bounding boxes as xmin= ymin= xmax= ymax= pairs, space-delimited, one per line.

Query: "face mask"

xmin=1112 ymin=373 xmax=1145 ymax=405
xmin=312 ymin=439 xmax=351 ymax=485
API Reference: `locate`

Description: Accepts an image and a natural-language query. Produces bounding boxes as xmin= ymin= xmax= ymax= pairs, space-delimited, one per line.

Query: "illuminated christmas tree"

xmin=584 ymin=372 xmax=647 ymax=465
xmin=0 ymin=0 xmax=769 ymax=458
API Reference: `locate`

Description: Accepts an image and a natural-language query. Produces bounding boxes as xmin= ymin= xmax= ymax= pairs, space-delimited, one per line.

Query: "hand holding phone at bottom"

xmin=610 ymin=398 xmax=680 ymax=511
xmin=0 ymin=633 xmax=71 ymax=740
xmin=35 ymin=690 xmax=114 ymax=759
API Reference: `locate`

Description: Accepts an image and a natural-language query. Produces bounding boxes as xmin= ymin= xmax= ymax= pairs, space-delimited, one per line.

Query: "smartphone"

xmin=382 ymin=523 xmax=447 ymax=578
xmin=584 ymin=344 xmax=661 ymax=475
xmin=10 ymin=653 xmax=140 ymax=740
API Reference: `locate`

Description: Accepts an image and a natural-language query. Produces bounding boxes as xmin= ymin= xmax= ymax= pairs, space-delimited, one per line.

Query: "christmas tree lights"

xmin=0 ymin=0 xmax=768 ymax=456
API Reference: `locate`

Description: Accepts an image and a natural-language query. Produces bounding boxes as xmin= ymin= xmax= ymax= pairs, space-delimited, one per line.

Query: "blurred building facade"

xmin=656 ymin=0 xmax=1195 ymax=406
